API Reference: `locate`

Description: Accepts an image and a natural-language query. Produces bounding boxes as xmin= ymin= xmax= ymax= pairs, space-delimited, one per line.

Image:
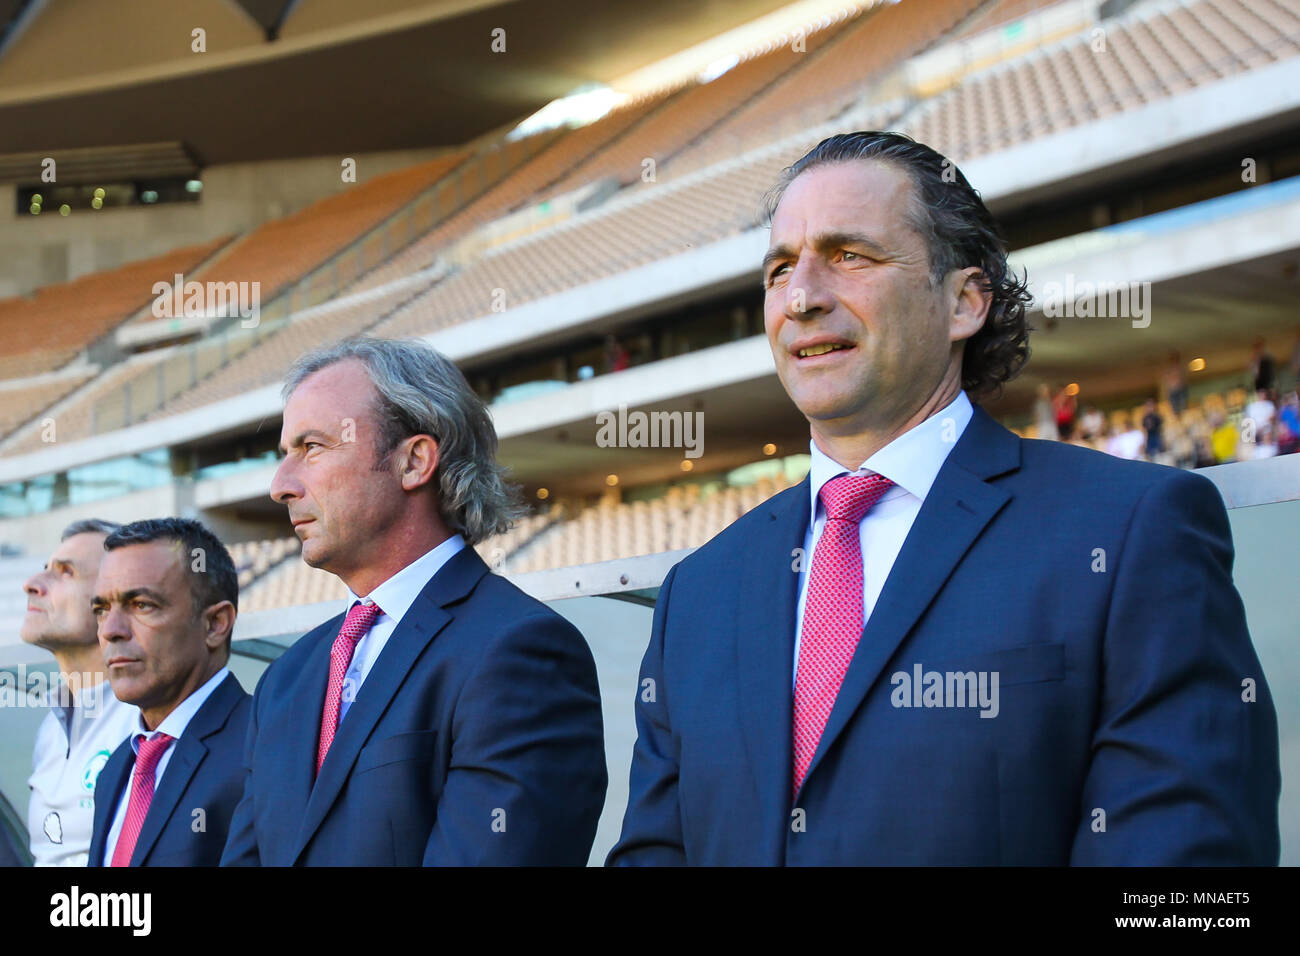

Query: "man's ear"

xmin=399 ymin=434 xmax=440 ymax=492
xmin=950 ymin=267 xmax=992 ymax=344
xmin=203 ymin=601 xmax=236 ymax=652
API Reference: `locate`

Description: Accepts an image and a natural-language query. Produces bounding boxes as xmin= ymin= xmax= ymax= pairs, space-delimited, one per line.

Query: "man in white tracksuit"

xmin=23 ymin=519 xmax=136 ymax=866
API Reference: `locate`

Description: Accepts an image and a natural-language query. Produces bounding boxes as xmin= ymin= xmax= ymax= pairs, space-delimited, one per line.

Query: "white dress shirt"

xmin=102 ymin=665 xmax=231 ymax=866
xmin=793 ymin=390 xmax=974 ymax=684
xmin=338 ymin=534 xmax=466 ymax=723
xmin=28 ymin=679 xmax=137 ymax=866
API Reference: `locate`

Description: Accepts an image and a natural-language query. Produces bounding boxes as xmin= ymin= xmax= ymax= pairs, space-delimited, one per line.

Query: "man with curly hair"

xmin=609 ymin=131 xmax=1280 ymax=866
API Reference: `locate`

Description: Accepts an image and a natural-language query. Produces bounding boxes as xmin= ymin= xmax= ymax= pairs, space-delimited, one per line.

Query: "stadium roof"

xmin=0 ymin=0 xmax=806 ymax=165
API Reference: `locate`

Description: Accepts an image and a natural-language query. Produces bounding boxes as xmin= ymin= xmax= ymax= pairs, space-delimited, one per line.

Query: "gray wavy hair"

xmin=283 ymin=336 xmax=524 ymax=545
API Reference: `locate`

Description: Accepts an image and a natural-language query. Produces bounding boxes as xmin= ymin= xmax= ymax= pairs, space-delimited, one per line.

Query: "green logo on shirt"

xmin=82 ymin=750 xmax=110 ymax=793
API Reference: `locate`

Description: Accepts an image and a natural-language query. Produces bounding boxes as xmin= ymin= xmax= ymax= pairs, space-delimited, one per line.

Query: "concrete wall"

xmin=0 ymin=146 xmax=451 ymax=297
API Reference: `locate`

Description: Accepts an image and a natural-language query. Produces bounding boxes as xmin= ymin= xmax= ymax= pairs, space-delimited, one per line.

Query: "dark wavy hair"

xmin=762 ymin=131 xmax=1032 ymax=403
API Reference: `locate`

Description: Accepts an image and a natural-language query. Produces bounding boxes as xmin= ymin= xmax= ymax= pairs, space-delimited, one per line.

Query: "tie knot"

xmin=339 ymin=600 xmax=382 ymax=644
xmin=819 ymin=472 xmax=895 ymax=523
xmin=134 ymin=733 xmax=174 ymax=775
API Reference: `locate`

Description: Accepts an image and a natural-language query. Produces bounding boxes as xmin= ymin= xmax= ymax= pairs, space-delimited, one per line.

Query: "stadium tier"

xmin=668 ymin=0 xmax=987 ymax=176
xmin=145 ymin=149 xmax=472 ymax=311
xmin=908 ymin=0 xmax=1300 ymax=160
xmin=0 ymin=235 xmax=231 ymax=379
xmin=0 ymin=0 xmax=1297 ymax=568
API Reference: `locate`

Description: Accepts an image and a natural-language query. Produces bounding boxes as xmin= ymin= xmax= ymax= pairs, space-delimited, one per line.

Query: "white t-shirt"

xmin=1245 ymin=399 xmax=1275 ymax=433
xmin=27 ymin=680 xmax=136 ymax=866
xmin=1107 ymin=429 xmax=1145 ymax=460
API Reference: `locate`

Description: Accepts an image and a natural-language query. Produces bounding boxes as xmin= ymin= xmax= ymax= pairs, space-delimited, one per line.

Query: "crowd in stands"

xmin=1022 ymin=332 xmax=1300 ymax=466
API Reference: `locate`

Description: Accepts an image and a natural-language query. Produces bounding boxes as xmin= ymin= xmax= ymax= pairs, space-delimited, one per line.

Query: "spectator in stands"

xmin=223 ymin=336 xmax=606 ymax=866
xmin=1167 ymin=422 xmax=1196 ymax=471
xmin=1160 ymin=350 xmax=1189 ymax=416
xmin=1106 ymin=412 xmax=1144 ymax=460
xmin=1077 ymin=404 xmax=1104 ymax=443
xmin=1141 ymin=398 xmax=1163 ymax=461
xmin=1244 ymin=387 xmax=1276 ymax=448
xmin=1052 ymin=384 xmax=1077 ymax=440
xmin=610 ymin=130 xmax=1279 ymax=866
xmin=1277 ymin=390 xmax=1300 ymax=456
xmin=603 ymin=334 xmax=631 ymax=373
xmin=1250 ymin=337 xmax=1276 ymax=396
xmin=22 ymin=519 xmax=137 ymax=867
xmin=1190 ymin=412 xmax=1218 ymax=468
xmin=1033 ymin=383 xmax=1057 ymax=440
xmin=1211 ymin=410 xmax=1239 ymax=464
xmin=1289 ymin=327 xmax=1300 ymax=394
xmin=87 ymin=518 xmax=250 ymax=866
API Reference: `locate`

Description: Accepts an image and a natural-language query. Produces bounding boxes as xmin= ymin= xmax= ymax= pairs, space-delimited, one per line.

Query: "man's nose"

xmin=269 ymin=457 xmax=300 ymax=504
xmin=23 ymin=573 xmax=45 ymax=597
xmin=784 ymin=256 xmax=833 ymax=319
xmin=98 ymin=607 xmax=131 ymax=643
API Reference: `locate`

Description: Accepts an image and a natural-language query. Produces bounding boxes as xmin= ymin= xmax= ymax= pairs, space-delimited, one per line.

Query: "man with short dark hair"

xmin=23 ymin=518 xmax=136 ymax=866
xmin=87 ymin=518 xmax=250 ymax=867
xmin=222 ymin=336 xmax=606 ymax=866
xmin=610 ymin=131 xmax=1280 ymax=865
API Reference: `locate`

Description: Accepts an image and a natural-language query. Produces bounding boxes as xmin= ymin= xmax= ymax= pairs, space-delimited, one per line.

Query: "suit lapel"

xmin=798 ymin=405 xmax=1020 ymax=795
xmin=279 ymin=615 xmax=339 ymax=827
xmin=736 ymin=477 xmax=808 ymax=864
xmin=132 ymin=673 xmax=244 ymax=866
xmin=292 ymin=545 xmax=489 ymax=863
xmin=89 ymin=745 xmax=132 ymax=867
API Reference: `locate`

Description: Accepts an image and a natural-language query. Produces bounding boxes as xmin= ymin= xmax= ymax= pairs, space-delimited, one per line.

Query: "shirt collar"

xmin=808 ymin=390 xmax=974 ymax=523
xmin=345 ymin=533 xmax=467 ymax=626
xmin=132 ymin=665 xmax=230 ymax=749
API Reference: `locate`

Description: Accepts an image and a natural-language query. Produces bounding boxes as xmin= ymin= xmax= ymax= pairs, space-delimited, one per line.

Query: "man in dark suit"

xmin=608 ymin=131 xmax=1281 ymax=865
xmin=221 ymin=336 xmax=606 ymax=866
xmin=88 ymin=518 xmax=250 ymax=867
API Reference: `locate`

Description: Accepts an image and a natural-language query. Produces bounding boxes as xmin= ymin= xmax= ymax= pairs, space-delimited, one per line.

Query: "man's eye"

xmin=767 ymin=264 xmax=789 ymax=283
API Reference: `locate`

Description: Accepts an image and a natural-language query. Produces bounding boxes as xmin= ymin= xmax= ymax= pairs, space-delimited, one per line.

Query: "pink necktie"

xmin=793 ymin=472 xmax=895 ymax=797
xmin=316 ymin=600 xmax=382 ymax=774
xmin=110 ymin=733 xmax=175 ymax=867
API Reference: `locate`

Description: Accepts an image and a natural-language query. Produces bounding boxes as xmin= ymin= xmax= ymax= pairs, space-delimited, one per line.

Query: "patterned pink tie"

xmin=317 ymin=600 xmax=382 ymax=774
xmin=793 ymin=471 xmax=895 ymax=797
xmin=110 ymin=733 xmax=175 ymax=867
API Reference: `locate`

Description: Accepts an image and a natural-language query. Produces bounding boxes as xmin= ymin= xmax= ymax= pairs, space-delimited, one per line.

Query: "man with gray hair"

xmin=222 ymin=336 xmax=607 ymax=865
xmin=23 ymin=518 xmax=137 ymax=865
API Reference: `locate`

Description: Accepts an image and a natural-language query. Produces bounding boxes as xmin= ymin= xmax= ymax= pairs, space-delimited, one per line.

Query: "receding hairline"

xmin=279 ymin=356 xmax=388 ymax=449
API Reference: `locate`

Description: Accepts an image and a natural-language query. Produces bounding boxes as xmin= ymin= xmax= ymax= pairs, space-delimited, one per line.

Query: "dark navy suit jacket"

xmin=220 ymin=545 xmax=607 ymax=866
xmin=609 ymin=402 xmax=1282 ymax=865
xmin=89 ymin=672 xmax=250 ymax=867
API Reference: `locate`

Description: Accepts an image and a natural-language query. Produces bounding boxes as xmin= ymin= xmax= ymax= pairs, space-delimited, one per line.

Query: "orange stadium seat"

xmin=0 ymin=235 xmax=230 ymax=379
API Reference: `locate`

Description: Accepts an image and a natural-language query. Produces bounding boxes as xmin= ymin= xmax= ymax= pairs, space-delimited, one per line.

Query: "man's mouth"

xmin=792 ymin=339 xmax=856 ymax=361
xmin=796 ymin=343 xmax=852 ymax=358
xmin=106 ymin=657 xmax=139 ymax=668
